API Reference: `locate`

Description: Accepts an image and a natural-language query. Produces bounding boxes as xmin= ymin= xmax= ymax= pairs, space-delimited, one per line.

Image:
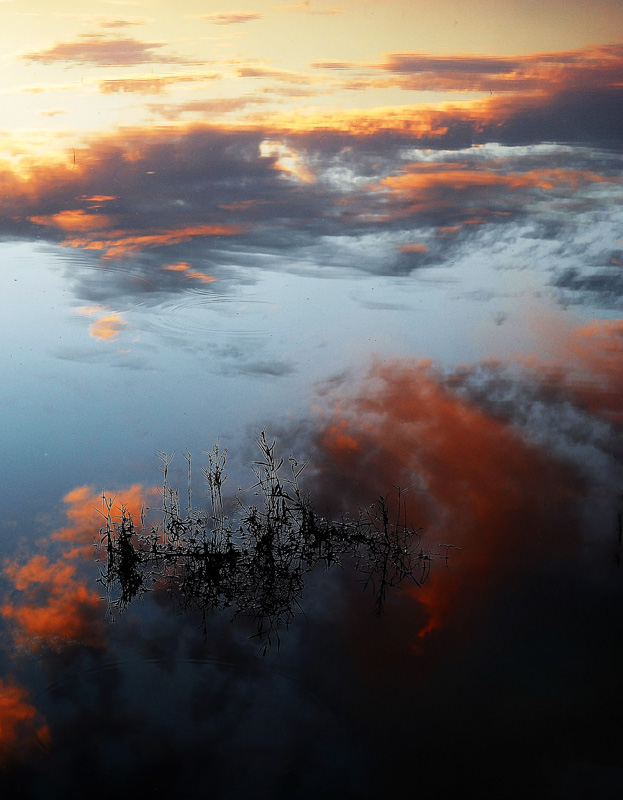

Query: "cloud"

xmin=234 ymin=63 xmax=313 ymax=85
xmin=314 ymin=44 xmax=623 ymax=98
xmin=149 ymin=95 xmax=269 ymax=119
xmin=0 ymin=80 xmax=620 ymax=314
xmin=22 ymin=34 xmax=192 ymax=67
xmin=98 ymin=17 xmax=149 ymax=29
xmin=97 ymin=72 xmax=220 ymax=95
xmin=196 ymin=11 xmax=261 ymax=24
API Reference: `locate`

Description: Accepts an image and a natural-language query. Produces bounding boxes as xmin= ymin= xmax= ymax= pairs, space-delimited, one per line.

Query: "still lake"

xmin=1 ymin=19 xmax=623 ymax=794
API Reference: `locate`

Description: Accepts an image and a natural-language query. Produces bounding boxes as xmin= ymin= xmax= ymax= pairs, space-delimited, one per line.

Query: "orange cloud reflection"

xmin=62 ymin=223 xmax=249 ymax=259
xmin=89 ymin=313 xmax=126 ymax=341
xmin=0 ymin=678 xmax=49 ymax=765
xmin=312 ymin=360 xmax=583 ymax=641
xmin=30 ymin=209 xmax=116 ymax=232
xmin=164 ymin=261 xmax=217 ymax=283
xmin=2 ymin=484 xmax=156 ymax=652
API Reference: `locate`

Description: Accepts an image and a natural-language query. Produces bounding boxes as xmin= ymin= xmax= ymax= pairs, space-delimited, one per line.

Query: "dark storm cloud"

xmin=22 ymin=34 xmax=194 ymax=67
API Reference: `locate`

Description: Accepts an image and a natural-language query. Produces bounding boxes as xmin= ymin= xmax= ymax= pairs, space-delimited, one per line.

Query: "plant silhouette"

xmin=98 ymin=432 xmax=442 ymax=652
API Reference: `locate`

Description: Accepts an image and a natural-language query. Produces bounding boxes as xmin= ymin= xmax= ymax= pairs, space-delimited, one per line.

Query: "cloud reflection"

xmin=0 ymin=677 xmax=49 ymax=766
xmin=2 ymin=484 xmax=154 ymax=652
xmin=1 ymin=345 xmax=622 ymax=795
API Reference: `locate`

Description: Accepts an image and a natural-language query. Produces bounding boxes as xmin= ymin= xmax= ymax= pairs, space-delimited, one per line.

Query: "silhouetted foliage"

xmin=98 ymin=432 xmax=443 ymax=652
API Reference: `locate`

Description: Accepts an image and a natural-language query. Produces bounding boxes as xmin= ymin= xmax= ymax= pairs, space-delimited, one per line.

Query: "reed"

xmin=97 ymin=431 xmax=446 ymax=652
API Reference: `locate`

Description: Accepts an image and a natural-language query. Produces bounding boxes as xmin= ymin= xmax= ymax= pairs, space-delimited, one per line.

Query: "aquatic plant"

xmin=97 ymin=432 xmax=442 ymax=652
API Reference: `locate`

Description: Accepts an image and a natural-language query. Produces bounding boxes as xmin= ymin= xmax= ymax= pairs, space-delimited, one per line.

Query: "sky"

xmin=1 ymin=2 xmax=623 ymax=798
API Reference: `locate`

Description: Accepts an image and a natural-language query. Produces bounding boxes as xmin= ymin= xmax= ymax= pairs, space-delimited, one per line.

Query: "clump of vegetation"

xmin=98 ymin=432 xmax=442 ymax=652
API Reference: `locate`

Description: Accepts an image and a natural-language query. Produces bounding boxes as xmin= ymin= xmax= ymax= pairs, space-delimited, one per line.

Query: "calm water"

xmin=2 ymin=8 xmax=623 ymax=797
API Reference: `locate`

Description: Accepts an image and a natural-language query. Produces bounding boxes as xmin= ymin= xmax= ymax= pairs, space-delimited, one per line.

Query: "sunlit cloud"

xmin=313 ymin=43 xmax=623 ymax=96
xmin=0 ymin=96 xmax=619 ymax=306
xmin=22 ymin=34 xmax=193 ymax=67
xmin=260 ymin=140 xmax=315 ymax=183
xmin=149 ymin=95 xmax=269 ymax=119
xmin=39 ymin=109 xmax=67 ymax=118
xmin=97 ymin=72 xmax=220 ymax=95
xmin=233 ymin=63 xmax=314 ymax=85
xmin=366 ymin=162 xmax=616 ymax=223
xmin=98 ymin=17 xmax=150 ymax=28
xmin=80 ymin=195 xmax=117 ymax=203
xmin=195 ymin=11 xmax=262 ymax=25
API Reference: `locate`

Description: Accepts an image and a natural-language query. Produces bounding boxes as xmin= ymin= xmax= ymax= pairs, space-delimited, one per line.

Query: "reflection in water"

xmin=1 ymin=352 xmax=623 ymax=798
xmin=99 ymin=433 xmax=439 ymax=653
xmin=1 ymin=8 xmax=623 ymax=796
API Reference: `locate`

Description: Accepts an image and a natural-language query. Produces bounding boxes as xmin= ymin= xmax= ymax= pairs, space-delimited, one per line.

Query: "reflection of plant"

xmin=98 ymin=432 xmax=438 ymax=652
